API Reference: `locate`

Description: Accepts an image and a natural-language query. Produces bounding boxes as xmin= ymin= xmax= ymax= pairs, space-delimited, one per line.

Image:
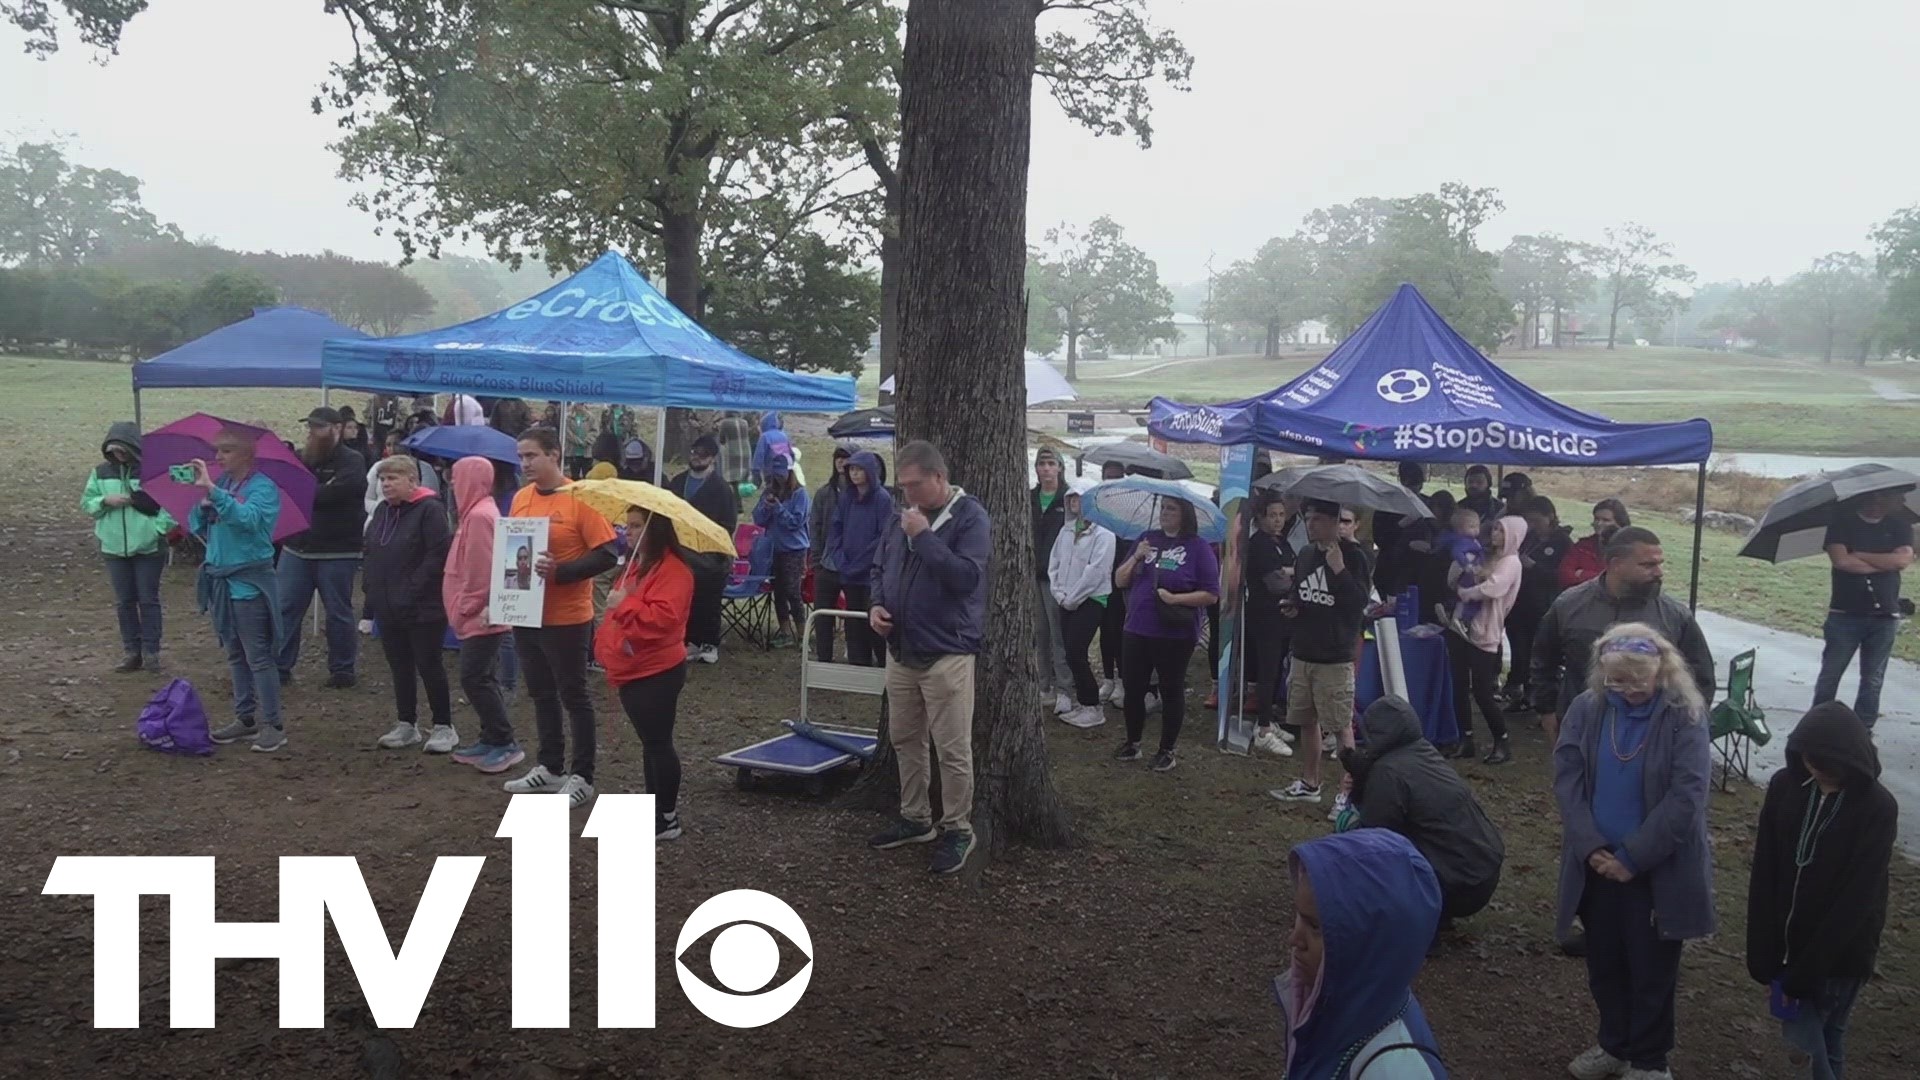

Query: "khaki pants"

xmin=886 ymin=653 xmax=977 ymax=835
xmin=1286 ymin=659 xmax=1355 ymax=735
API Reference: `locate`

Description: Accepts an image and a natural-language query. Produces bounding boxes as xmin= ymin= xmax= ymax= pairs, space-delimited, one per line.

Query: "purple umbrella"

xmin=141 ymin=413 xmax=317 ymax=543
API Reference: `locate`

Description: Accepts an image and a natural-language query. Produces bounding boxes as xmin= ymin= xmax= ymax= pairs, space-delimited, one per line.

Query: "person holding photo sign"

xmin=505 ymin=427 xmax=617 ymax=808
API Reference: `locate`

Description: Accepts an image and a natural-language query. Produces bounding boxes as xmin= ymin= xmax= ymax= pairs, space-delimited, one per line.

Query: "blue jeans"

xmin=276 ymin=553 xmax=360 ymax=676
xmin=104 ymin=552 xmax=164 ymax=656
xmin=1782 ymin=977 xmax=1865 ymax=1079
xmin=1813 ymin=613 xmax=1899 ymax=727
xmin=221 ymin=595 xmax=282 ymax=728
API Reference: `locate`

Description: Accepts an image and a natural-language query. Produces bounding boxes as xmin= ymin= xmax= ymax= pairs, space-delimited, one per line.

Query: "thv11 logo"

xmin=41 ymin=795 xmax=813 ymax=1030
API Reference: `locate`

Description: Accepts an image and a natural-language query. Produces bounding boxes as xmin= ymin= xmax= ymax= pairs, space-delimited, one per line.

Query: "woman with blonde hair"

xmin=1554 ymin=623 xmax=1714 ymax=1080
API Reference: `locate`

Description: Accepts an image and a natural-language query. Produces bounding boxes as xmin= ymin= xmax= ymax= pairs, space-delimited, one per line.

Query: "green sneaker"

xmin=929 ymin=829 xmax=975 ymax=875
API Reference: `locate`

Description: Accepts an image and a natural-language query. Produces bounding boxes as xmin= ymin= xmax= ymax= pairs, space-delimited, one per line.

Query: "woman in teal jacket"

xmin=81 ymin=422 xmax=175 ymax=672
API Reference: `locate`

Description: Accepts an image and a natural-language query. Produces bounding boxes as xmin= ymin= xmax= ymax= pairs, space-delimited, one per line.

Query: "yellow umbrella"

xmin=564 ymin=478 xmax=736 ymax=557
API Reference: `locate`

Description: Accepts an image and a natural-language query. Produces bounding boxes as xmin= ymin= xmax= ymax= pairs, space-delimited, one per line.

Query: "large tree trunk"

xmin=1606 ymin=281 xmax=1623 ymax=350
xmin=1065 ymin=327 xmax=1079 ymax=380
xmin=851 ymin=0 xmax=1070 ymax=859
xmin=661 ymin=205 xmax=706 ymax=464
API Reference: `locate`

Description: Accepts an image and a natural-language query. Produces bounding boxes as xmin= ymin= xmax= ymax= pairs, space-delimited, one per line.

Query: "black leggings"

xmin=1446 ymin=629 xmax=1509 ymax=741
xmin=1504 ymin=604 xmax=1543 ymax=694
xmin=1251 ymin=616 xmax=1290 ymax=727
xmin=811 ymin=567 xmax=842 ymax=661
xmin=1122 ymin=632 xmax=1196 ymax=752
xmin=770 ymin=550 xmax=806 ymax=628
xmin=840 ymin=583 xmax=882 ymax=667
xmin=1100 ymin=588 xmax=1127 ymax=679
xmin=1060 ymin=601 xmax=1105 ymax=706
xmin=517 ymin=622 xmax=598 ymax=782
xmin=380 ymin=621 xmax=452 ymax=727
xmin=618 ymin=665 xmax=688 ymax=816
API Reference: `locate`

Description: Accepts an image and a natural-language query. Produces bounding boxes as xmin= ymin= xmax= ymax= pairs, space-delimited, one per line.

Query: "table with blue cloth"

xmin=1355 ymin=626 xmax=1459 ymax=747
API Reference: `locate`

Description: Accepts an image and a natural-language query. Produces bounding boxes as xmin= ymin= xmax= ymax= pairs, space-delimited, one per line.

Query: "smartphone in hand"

xmin=169 ymin=464 xmax=197 ymax=484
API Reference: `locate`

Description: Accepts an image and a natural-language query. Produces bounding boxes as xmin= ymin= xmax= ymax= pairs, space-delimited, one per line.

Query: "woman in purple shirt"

xmin=1113 ymin=496 xmax=1220 ymax=772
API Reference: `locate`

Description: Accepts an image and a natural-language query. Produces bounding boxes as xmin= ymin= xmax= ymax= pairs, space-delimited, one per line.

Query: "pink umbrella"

xmin=140 ymin=413 xmax=317 ymax=543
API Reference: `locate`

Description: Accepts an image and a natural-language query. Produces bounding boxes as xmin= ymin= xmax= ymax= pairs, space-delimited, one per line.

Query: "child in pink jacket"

xmin=443 ymin=456 xmax=525 ymax=774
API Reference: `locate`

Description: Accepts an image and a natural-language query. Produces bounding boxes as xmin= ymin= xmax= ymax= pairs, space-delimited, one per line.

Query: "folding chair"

xmin=720 ymin=524 xmax=775 ymax=649
xmin=1708 ymin=648 xmax=1770 ymax=792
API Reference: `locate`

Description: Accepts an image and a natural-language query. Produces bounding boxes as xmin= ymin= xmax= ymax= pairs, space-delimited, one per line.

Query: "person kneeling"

xmin=1339 ymin=697 xmax=1504 ymax=935
xmin=363 ymin=456 xmax=455 ymax=751
xmin=595 ymin=508 xmax=695 ymax=840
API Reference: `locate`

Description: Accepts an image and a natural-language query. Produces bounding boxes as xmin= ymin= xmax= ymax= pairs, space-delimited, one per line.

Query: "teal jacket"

xmin=189 ymin=471 xmax=282 ymax=600
xmin=82 ymin=422 xmax=175 ymax=557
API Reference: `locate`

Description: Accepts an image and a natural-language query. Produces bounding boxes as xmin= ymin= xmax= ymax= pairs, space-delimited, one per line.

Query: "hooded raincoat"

xmin=1746 ymin=702 xmax=1897 ymax=999
xmin=829 ymin=451 xmax=894 ymax=588
xmin=1280 ymin=829 xmax=1448 ymax=1080
xmin=83 ymin=421 xmax=174 ymax=557
xmin=1350 ymin=698 xmax=1504 ymax=916
xmin=443 ymin=457 xmax=511 ymax=640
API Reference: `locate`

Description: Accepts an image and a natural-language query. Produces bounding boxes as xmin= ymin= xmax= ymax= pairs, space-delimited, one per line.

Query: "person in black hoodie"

xmin=362 ymin=456 xmax=456 ymax=752
xmin=1746 ymin=701 xmax=1897 ymax=1080
xmin=276 ymin=407 xmax=368 ymax=688
xmin=1244 ymin=494 xmax=1298 ymax=758
xmin=1272 ymin=499 xmax=1370 ymax=806
xmin=668 ymin=435 xmax=740 ymax=665
xmin=1504 ymin=495 xmax=1572 ymax=710
xmin=1342 ymin=696 xmax=1504 ymax=928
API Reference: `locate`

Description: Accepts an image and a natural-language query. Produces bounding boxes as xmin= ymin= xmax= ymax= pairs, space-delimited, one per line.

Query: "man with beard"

xmin=1530 ymin=526 xmax=1715 ymax=744
xmin=668 ymin=435 xmax=740 ymax=665
xmin=276 ymin=407 xmax=368 ymax=688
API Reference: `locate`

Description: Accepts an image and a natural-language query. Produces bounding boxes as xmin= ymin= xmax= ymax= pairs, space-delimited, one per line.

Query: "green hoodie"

xmin=82 ymin=422 xmax=176 ymax=557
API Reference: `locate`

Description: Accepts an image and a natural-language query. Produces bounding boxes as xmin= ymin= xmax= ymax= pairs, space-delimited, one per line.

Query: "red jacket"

xmin=1557 ymin=535 xmax=1605 ymax=591
xmin=595 ymin=549 xmax=695 ymax=686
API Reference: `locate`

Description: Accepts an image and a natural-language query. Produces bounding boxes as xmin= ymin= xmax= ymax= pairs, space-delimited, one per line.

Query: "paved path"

xmin=1696 ymin=608 xmax=1919 ymax=857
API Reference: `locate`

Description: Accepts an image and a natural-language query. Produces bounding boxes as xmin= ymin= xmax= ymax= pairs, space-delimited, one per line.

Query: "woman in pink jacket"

xmin=1446 ymin=515 xmax=1527 ymax=766
xmin=443 ymin=456 xmax=526 ymax=775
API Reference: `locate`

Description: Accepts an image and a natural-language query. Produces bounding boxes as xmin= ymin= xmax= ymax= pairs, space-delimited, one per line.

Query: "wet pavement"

xmin=1696 ymin=608 xmax=1919 ymax=858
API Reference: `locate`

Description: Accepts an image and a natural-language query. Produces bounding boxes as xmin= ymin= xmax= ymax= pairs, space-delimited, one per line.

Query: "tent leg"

xmin=654 ymin=408 xmax=666 ymax=485
xmin=1688 ymin=461 xmax=1707 ymax=612
xmin=133 ymin=389 xmax=142 ymax=429
xmin=562 ymin=400 xmax=571 ymax=463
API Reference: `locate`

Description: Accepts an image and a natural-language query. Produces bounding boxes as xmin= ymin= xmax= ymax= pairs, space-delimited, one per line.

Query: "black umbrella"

xmin=1736 ymin=463 xmax=1919 ymax=563
xmin=1076 ymin=441 xmax=1194 ymax=480
xmin=1253 ymin=462 xmax=1433 ymax=520
xmin=828 ymin=405 xmax=895 ymax=440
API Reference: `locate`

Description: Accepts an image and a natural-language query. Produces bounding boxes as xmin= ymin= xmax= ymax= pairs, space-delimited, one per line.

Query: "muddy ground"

xmin=1 ymin=389 xmax=1915 ymax=1079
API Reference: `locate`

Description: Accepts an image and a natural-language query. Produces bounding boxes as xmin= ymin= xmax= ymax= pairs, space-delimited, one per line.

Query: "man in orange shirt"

xmin=503 ymin=426 xmax=619 ymax=808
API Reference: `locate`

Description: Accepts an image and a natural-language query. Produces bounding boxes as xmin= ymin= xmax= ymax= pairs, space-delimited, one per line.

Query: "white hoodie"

xmin=1049 ymin=514 xmax=1115 ymax=611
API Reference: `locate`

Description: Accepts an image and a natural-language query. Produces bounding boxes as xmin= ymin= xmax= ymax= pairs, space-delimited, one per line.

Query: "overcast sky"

xmin=5 ymin=0 xmax=1915 ymax=288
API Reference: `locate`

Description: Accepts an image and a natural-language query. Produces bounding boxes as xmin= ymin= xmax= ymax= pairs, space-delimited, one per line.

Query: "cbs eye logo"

xmin=675 ymin=890 xmax=814 ymax=1027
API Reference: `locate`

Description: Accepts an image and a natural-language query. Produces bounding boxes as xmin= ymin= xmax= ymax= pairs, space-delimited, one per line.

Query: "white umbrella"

xmin=881 ymin=358 xmax=1076 ymax=405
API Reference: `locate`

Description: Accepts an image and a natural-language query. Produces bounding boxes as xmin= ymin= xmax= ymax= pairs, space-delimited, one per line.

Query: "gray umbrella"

xmin=1076 ymin=441 xmax=1194 ymax=480
xmin=1736 ymin=463 xmax=1919 ymax=563
xmin=1253 ymin=462 xmax=1433 ymax=521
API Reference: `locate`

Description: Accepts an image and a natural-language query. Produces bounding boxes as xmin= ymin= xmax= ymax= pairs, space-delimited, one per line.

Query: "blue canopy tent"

xmin=129 ymin=306 xmax=373 ymax=427
xmin=1150 ymin=284 xmax=1718 ymax=607
xmin=321 ymin=250 xmax=857 ymax=482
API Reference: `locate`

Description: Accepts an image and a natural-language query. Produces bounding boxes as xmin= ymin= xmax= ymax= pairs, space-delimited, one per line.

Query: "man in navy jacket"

xmin=865 ymin=440 xmax=992 ymax=877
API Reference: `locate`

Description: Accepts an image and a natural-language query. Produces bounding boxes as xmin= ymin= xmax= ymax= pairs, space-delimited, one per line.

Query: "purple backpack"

xmin=136 ymin=678 xmax=215 ymax=755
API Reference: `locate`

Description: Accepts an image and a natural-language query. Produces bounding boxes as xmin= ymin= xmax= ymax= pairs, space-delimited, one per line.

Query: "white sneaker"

xmin=694 ymin=645 xmax=719 ymax=665
xmin=422 ymin=725 xmax=459 ymax=754
xmin=378 ymin=722 xmax=422 ymax=749
xmin=1271 ymin=780 xmax=1323 ymax=804
xmin=503 ymin=765 xmax=562 ymax=794
xmin=1060 ymin=704 xmax=1106 ymax=729
xmin=1322 ymin=732 xmax=1338 ymax=757
xmin=558 ymin=774 xmax=596 ymax=809
xmin=1053 ymin=691 xmax=1074 ymax=715
xmin=1254 ymin=728 xmax=1293 ymax=757
xmin=1098 ymin=678 xmax=1115 ymax=703
xmin=1107 ymin=681 xmax=1126 ymax=707
xmin=1567 ymin=1046 xmax=1629 ymax=1080
xmin=1144 ymin=691 xmax=1161 ymax=714
xmin=1328 ymin=791 xmax=1351 ymax=822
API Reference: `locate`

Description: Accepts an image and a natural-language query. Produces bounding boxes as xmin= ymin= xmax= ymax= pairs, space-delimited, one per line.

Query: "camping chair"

xmin=721 ymin=524 xmax=776 ymax=649
xmin=1708 ymin=648 xmax=1771 ymax=792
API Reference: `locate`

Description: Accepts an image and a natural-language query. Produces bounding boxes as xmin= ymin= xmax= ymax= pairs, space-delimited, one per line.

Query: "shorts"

xmin=1286 ymin=659 xmax=1356 ymax=734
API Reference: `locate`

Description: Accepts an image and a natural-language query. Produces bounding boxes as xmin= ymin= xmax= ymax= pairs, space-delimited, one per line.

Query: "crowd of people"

xmin=80 ymin=400 xmax=1907 ymax=1077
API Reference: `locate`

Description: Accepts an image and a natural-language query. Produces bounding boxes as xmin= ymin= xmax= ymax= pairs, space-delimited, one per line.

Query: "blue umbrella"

xmin=403 ymin=424 xmax=522 ymax=467
xmin=1083 ymin=476 xmax=1226 ymax=543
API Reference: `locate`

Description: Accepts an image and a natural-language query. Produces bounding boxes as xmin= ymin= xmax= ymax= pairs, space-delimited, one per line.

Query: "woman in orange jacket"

xmin=594 ymin=506 xmax=695 ymax=839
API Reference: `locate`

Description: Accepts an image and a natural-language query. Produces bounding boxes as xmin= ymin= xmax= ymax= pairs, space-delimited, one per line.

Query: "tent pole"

xmin=133 ymin=388 xmax=142 ymax=430
xmin=653 ymin=408 xmax=666 ymax=485
xmin=562 ymin=400 xmax=572 ymax=463
xmin=1688 ymin=461 xmax=1707 ymax=612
